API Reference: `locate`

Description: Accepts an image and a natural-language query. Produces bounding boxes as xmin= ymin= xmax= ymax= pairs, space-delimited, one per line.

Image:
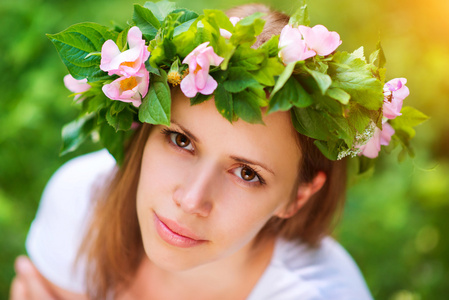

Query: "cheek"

xmin=137 ymin=141 xmax=182 ymax=201
xmin=212 ymin=190 xmax=286 ymax=247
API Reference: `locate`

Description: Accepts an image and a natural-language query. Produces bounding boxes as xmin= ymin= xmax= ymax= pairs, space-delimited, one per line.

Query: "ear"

xmin=275 ymin=171 xmax=327 ymax=219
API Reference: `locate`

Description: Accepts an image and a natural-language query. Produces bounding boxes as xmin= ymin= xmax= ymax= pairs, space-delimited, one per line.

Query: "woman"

xmin=11 ymin=1 xmax=420 ymax=299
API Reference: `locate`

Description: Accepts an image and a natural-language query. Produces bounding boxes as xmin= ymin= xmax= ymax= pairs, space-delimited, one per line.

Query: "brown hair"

xmin=80 ymin=4 xmax=347 ymax=299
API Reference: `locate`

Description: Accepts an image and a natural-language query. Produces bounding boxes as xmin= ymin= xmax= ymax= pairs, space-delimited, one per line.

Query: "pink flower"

xmin=219 ymin=17 xmax=241 ymax=39
xmin=180 ymin=42 xmax=224 ymax=98
xmin=63 ymin=74 xmax=91 ymax=101
xmin=298 ymin=25 xmax=342 ymax=56
xmin=383 ymin=78 xmax=409 ymax=120
xmin=357 ymin=123 xmax=395 ymax=158
xmin=102 ymin=64 xmax=149 ymax=107
xmin=278 ymin=25 xmax=316 ymax=64
xmin=100 ymin=26 xmax=150 ymax=78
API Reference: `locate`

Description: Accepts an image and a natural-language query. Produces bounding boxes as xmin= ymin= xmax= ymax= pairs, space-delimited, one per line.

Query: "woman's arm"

xmin=10 ymin=256 xmax=87 ymax=300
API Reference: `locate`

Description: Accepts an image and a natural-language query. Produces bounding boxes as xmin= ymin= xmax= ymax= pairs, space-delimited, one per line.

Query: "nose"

xmin=173 ymin=161 xmax=216 ymax=217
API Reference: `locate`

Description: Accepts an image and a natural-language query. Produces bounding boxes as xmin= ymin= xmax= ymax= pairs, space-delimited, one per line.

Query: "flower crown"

xmin=50 ymin=0 xmax=427 ymax=170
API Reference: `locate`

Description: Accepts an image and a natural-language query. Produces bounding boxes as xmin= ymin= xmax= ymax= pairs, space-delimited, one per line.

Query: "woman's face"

xmin=136 ymin=89 xmax=302 ymax=272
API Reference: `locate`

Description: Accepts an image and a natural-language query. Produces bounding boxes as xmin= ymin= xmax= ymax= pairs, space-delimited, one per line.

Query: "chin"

xmin=143 ymin=240 xmax=216 ymax=272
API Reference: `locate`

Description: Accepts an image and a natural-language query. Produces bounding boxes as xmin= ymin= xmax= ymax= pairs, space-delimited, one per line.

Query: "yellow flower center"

xmin=120 ymin=61 xmax=136 ymax=68
xmin=120 ymin=77 xmax=138 ymax=91
xmin=193 ymin=64 xmax=202 ymax=74
xmin=167 ymin=71 xmax=182 ymax=86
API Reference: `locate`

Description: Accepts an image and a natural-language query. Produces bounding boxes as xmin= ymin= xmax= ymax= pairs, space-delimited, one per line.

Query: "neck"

xmin=122 ymin=236 xmax=276 ymax=300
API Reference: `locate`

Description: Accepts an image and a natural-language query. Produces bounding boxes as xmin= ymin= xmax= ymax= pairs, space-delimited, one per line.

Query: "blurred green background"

xmin=1 ymin=0 xmax=448 ymax=299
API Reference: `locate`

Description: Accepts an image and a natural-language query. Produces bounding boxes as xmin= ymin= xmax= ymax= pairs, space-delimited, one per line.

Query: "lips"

xmin=154 ymin=212 xmax=207 ymax=248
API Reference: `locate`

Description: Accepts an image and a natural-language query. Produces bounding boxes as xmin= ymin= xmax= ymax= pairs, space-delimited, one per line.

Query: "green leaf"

xmin=106 ymin=104 xmax=134 ymax=131
xmin=230 ymin=12 xmax=265 ymax=45
xmin=173 ymin=9 xmax=199 ymax=25
xmin=47 ymin=22 xmax=117 ymax=81
xmin=190 ymin=93 xmax=212 ymax=105
xmin=139 ymin=69 xmax=171 ymax=126
xmin=99 ymin=124 xmax=127 ymax=165
xmin=172 ymin=9 xmax=199 ymax=37
xmin=392 ymin=129 xmax=415 ymax=160
xmin=305 ymin=67 xmax=332 ymax=95
xmin=223 ymin=67 xmax=259 ymax=93
xmin=172 ymin=26 xmax=197 ymax=57
xmin=376 ymin=41 xmax=386 ymax=69
xmin=233 ymin=90 xmax=264 ymax=124
xmin=260 ymin=35 xmax=280 ymax=57
xmin=60 ymin=114 xmax=95 ymax=155
xmin=328 ymin=51 xmax=383 ymax=110
xmin=203 ymin=9 xmax=234 ymax=33
xmin=369 ymin=49 xmax=379 ymax=66
xmin=390 ymin=106 xmax=429 ymax=138
xmin=143 ymin=0 xmax=177 ymax=22
xmin=193 ymin=26 xmax=214 ymax=47
xmin=369 ymin=42 xmax=387 ymax=82
xmin=291 ymin=107 xmax=332 ymax=141
xmin=351 ymin=47 xmax=365 ymax=61
xmin=377 ymin=67 xmax=386 ymax=84
xmin=347 ymin=104 xmax=372 ymax=133
xmin=292 ymin=105 xmax=355 ymax=148
xmin=289 ymin=0 xmax=310 ymax=26
xmin=329 ymin=114 xmax=354 ymax=145
xmin=251 ymin=57 xmax=284 ymax=86
xmin=268 ymin=77 xmax=313 ymax=113
xmin=313 ymin=93 xmax=343 ymax=115
xmin=326 ymin=87 xmax=350 ymax=104
xmin=145 ymin=59 xmax=161 ymax=75
xmin=116 ymin=27 xmax=131 ymax=51
xmin=214 ymin=84 xmax=234 ymax=122
xmin=313 ymin=140 xmax=342 ymax=160
xmin=162 ymin=38 xmax=177 ymax=60
xmin=347 ymin=156 xmax=376 ymax=184
xmin=133 ymin=4 xmax=161 ymax=41
xmin=238 ymin=12 xmax=265 ymax=27
xmin=271 ymin=62 xmax=294 ymax=97
xmin=149 ymin=35 xmax=179 ymax=65
xmin=397 ymin=106 xmax=429 ymax=127
xmin=110 ymin=101 xmax=127 ymax=115
xmin=230 ymin=46 xmax=266 ymax=71
xmin=82 ymin=92 xmax=108 ymax=114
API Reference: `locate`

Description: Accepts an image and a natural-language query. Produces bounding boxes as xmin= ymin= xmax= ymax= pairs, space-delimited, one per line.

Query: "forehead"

xmin=170 ymin=89 xmax=302 ymax=168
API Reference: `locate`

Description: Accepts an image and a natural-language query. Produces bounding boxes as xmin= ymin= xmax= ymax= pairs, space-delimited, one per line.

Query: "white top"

xmin=26 ymin=150 xmax=373 ymax=300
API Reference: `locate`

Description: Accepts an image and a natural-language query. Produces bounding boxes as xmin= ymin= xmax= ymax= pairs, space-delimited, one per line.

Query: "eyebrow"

xmin=170 ymin=120 xmax=274 ymax=176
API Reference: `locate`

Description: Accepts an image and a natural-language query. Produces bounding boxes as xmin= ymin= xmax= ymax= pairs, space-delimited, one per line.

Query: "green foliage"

xmin=139 ymin=69 xmax=171 ymax=126
xmin=269 ymin=77 xmax=312 ymax=112
xmin=390 ymin=106 xmax=429 ymax=161
xmin=214 ymin=84 xmax=234 ymax=122
xmin=60 ymin=114 xmax=96 ymax=155
xmin=133 ymin=4 xmax=161 ymax=40
xmin=230 ymin=13 xmax=265 ymax=45
xmin=223 ymin=67 xmax=259 ymax=93
xmin=329 ymin=51 xmax=384 ymax=110
xmin=289 ymin=0 xmax=310 ymax=26
xmin=47 ymin=23 xmax=117 ymax=81
xmin=143 ymin=0 xmax=177 ymax=22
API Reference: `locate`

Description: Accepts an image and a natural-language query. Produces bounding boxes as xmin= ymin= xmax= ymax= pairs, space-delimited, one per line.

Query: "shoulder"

xmin=43 ymin=149 xmax=116 ymax=198
xmin=34 ymin=149 xmax=116 ymax=217
xmin=248 ymin=237 xmax=373 ymax=300
xmin=26 ymin=149 xmax=116 ymax=294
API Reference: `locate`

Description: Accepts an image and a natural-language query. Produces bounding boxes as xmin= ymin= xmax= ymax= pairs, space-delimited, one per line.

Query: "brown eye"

xmin=175 ymin=133 xmax=190 ymax=148
xmin=232 ymin=165 xmax=265 ymax=185
xmin=241 ymin=167 xmax=256 ymax=181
